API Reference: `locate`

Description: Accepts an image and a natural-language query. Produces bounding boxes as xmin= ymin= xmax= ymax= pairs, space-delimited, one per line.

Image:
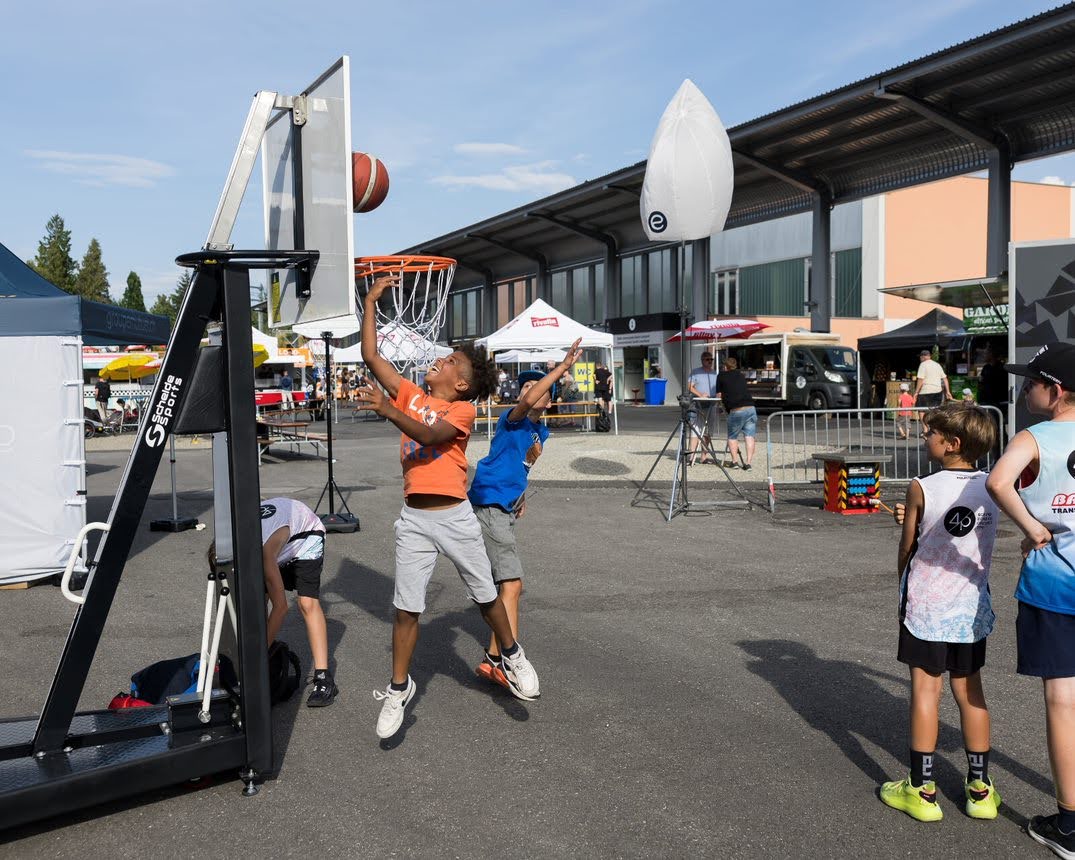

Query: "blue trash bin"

xmin=643 ymin=377 xmax=668 ymax=405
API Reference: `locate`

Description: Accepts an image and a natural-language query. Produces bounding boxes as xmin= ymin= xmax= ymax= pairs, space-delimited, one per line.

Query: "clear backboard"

xmin=263 ymin=56 xmax=354 ymax=329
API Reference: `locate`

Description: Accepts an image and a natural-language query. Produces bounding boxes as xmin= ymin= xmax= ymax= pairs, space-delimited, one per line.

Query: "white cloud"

xmin=453 ymin=142 xmax=528 ymax=157
xmin=25 ymin=150 xmax=175 ymax=188
xmin=1040 ymin=175 xmax=1069 ymax=186
xmin=431 ymin=161 xmax=576 ymax=193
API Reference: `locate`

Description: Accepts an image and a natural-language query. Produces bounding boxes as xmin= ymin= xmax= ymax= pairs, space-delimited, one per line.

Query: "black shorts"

xmin=1017 ymin=602 xmax=1075 ymax=678
xmin=897 ymin=624 xmax=987 ymax=675
xmin=594 ymin=387 xmax=610 ymax=399
xmin=280 ymin=556 xmax=323 ymax=599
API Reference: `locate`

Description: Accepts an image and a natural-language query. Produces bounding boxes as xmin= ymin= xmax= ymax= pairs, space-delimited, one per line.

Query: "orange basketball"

xmin=352 ymin=152 xmax=390 ymax=213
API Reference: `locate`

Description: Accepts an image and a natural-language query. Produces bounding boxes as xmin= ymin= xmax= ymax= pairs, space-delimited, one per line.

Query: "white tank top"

xmin=901 ymin=469 xmax=997 ymax=643
xmin=259 ymin=498 xmax=325 ymax=565
xmin=1014 ymin=421 xmax=1075 ymax=614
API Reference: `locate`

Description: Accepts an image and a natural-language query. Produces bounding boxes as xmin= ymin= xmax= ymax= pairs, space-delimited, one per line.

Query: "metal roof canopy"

xmin=403 ymin=3 xmax=1075 ymax=326
xmin=880 ymin=276 xmax=1008 ymax=309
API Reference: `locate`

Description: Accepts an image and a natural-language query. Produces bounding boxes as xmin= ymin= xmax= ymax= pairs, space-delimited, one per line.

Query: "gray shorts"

xmin=393 ymin=499 xmax=498 ymax=613
xmin=474 ymin=505 xmax=524 ymax=583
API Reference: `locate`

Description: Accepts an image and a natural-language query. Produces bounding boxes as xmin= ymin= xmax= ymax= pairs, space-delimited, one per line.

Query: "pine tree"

xmin=30 ymin=214 xmax=78 ymax=292
xmin=150 ymin=270 xmax=192 ymax=326
xmin=119 ymin=271 xmax=146 ymax=312
xmin=73 ymin=239 xmax=112 ymax=302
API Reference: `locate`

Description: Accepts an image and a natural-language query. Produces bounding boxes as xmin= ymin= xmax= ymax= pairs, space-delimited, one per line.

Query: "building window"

xmin=571 ymin=266 xmax=593 ymax=322
xmin=834 ymin=247 xmax=862 ymax=317
xmin=465 ymin=290 xmax=480 ymax=337
xmin=550 ymin=271 xmax=569 ymax=313
xmin=647 ymin=248 xmax=676 ymax=314
xmin=709 ymin=269 xmax=738 ymax=316
xmin=621 ymin=256 xmax=644 ymax=316
xmin=739 ymin=257 xmax=807 ymax=316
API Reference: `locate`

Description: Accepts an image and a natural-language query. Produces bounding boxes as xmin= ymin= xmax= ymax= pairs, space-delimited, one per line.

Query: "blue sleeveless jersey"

xmin=1014 ymin=421 xmax=1075 ymax=614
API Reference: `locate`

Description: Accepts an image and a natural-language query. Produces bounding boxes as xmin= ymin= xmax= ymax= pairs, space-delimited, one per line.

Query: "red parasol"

xmin=666 ymin=319 xmax=769 ymax=342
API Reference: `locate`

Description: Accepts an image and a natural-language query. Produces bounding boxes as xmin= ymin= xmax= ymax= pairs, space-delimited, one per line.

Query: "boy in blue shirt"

xmin=469 ymin=338 xmax=582 ymax=689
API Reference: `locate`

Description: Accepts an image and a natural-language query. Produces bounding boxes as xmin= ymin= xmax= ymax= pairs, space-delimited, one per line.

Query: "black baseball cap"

xmin=1005 ymin=343 xmax=1075 ymax=390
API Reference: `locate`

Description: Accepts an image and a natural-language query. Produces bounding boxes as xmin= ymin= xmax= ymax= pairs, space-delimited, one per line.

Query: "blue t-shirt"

xmin=468 ymin=411 xmax=550 ymax=511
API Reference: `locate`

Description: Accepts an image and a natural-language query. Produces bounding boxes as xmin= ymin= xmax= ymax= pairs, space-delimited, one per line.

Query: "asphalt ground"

xmin=0 ymin=410 xmax=1063 ymax=858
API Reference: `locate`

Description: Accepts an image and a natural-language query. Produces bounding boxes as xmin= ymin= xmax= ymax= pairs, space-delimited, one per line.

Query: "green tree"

xmin=30 ymin=214 xmax=78 ymax=292
xmin=73 ymin=238 xmax=111 ymax=302
xmin=150 ymin=270 xmax=192 ymax=326
xmin=119 ymin=271 xmax=146 ymax=312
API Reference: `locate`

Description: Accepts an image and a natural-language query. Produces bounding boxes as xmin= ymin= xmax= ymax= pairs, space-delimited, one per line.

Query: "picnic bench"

xmin=256 ymin=416 xmax=326 ymax=461
xmin=477 ymin=399 xmax=609 ymax=436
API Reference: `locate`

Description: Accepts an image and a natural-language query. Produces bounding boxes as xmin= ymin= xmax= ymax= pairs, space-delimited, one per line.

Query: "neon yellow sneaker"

xmin=964 ymin=778 xmax=1001 ymax=819
xmin=880 ymin=775 xmax=943 ymax=822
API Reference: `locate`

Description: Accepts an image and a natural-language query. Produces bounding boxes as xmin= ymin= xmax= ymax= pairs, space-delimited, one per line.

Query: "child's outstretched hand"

xmin=561 ymin=338 xmax=583 ymax=370
xmin=364 ymin=274 xmax=401 ymax=305
xmin=353 ymin=377 xmax=390 ymax=417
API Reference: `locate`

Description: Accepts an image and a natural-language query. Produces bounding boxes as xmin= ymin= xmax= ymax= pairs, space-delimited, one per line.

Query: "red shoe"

xmin=476 ymin=657 xmax=510 ymax=690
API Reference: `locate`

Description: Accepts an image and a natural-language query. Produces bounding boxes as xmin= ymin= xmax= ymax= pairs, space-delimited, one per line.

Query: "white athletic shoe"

xmin=500 ymin=645 xmax=540 ymax=701
xmin=373 ymin=676 xmax=415 ymax=738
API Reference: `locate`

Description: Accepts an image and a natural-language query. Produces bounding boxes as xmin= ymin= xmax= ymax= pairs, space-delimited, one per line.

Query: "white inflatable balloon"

xmin=640 ymin=79 xmax=734 ymax=242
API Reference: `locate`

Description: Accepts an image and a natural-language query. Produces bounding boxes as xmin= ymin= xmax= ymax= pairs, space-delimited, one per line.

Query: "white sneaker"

xmin=500 ymin=645 xmax=540 ymax=701
xmin=373 ymin=676 xmax=415 ymax=738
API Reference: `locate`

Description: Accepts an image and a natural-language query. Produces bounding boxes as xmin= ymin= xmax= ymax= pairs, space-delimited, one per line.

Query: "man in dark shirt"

xmin=94 ymin=376 xmax=111 ymax=423
xmin=715 ymin=356 xmax=757 ymax=470
xmin=593 ymin=362 xmax=613 ymax=414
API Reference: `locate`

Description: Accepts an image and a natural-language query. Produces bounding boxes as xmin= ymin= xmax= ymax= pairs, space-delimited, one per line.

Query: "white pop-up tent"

xmin=494 ymin=348 xmax=567 ymax=364
xmin=477 ymin=299 xmax=617 ymax=433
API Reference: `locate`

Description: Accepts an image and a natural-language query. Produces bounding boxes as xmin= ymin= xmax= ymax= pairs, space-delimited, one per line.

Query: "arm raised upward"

xmin=507 ymin=338 xmax=583 ymax=422
xmin=360 ymin=275 xmax=404 ymax=399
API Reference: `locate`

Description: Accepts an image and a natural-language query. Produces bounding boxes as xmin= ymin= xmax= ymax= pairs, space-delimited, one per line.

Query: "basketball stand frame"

xmin=0 ymin=76 xmax=325 ymax=831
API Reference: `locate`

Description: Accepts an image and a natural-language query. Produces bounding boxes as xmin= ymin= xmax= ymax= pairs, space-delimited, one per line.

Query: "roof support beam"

xmin=526 ymin=212 xmax=620 ymax=323
xmin=873 ymin=88 xmax=1001 ymax=149
xmin=732 ymin=150 xmax=828 ymax=195
xmin=466 ymin=234 xmax=548 ymax=302
xmin=809 ymin=192 xmax=832 ymax=333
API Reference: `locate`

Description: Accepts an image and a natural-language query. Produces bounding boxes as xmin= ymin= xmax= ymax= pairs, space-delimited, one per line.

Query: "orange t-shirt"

xmin=898 ymin=392 xmax=915 ymax=417
xmin=393 ymin=379 xmax=475 ymax=499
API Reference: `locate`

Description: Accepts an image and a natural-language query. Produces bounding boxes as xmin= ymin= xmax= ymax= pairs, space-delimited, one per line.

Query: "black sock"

xmin=389 ymin=679 xmax=408 ymax=692
xmin=501 ymin=641 xmax=519 ymax=658
xmin=965 ymin=749 xmax=989 ymax=782
xmin=910 ymin=749 xmax=934 ymax=787
xmin=314 ymin=669 xmax=330 ymax=681
xmin=1058 ymin=806 xmax=1075 ymax=835
xmin=485 ymin=651 xmax=501 ymax=665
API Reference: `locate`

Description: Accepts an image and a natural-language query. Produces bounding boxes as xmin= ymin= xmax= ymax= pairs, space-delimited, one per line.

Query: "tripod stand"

xmin=630 ymin=243 xmax=750 ymax=521
xmin=313 ymin=330 xmax=359 ymax=533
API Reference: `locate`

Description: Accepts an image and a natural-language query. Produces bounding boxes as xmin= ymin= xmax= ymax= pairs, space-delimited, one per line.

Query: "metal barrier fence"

xmin=764 ymin=405 xmax=1004 ymax=489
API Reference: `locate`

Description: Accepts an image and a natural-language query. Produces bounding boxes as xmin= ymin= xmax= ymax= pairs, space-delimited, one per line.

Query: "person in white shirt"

xmin=913 ymin=349 xmax=952 ymax=408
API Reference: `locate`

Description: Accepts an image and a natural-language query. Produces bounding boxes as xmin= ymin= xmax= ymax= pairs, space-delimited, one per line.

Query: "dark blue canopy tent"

xmin=0 ymin=241 xmax=171 ymax=346
xmin=0 ymin=240 xmax=171 ymax=583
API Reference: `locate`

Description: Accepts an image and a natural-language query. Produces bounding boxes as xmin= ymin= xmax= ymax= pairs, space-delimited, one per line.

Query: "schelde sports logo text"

xmin=531 ymin=317 xmax=559 ymax=328
xmin=1052 ymin=492 xmax=1075 ymax=513
xmin=144 ymin=374 xmax=184 ymax=448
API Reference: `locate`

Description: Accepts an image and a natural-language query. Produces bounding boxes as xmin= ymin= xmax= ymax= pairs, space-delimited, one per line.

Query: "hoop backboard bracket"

xmin=202 ymin=58 xmax=354 ymax=330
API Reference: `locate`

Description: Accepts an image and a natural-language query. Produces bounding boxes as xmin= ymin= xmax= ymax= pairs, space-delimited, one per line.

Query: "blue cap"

xmin=517 ymin=370 xmax=544 ymax=386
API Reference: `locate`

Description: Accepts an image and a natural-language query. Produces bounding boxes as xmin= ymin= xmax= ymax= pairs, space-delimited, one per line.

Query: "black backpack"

xmin=594 ymin=407 xmax=611 ymax=433
xmin=267 ymin=640 xmax=302 ymax=704
xmin=130 ymin=653 xmax=237 ymax=704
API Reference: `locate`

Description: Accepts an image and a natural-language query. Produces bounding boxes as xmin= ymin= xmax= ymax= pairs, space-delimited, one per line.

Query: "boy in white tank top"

xmin=987 ymin=343 xmax=1075 ymax=856
xmin=881 ymin=404 xmax=1001 ymax=822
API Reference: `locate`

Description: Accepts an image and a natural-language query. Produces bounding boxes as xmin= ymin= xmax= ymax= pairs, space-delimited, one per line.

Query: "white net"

xmin=354 ymin=255 xmax=454 ymax=370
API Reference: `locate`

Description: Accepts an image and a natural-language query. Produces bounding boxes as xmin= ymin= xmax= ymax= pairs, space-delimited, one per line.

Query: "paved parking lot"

xmin=0 ymin=418 xmax=1061 ymax=858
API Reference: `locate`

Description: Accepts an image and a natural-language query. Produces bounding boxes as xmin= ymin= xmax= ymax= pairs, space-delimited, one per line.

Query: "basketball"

xmin=352 ymin=152 xmax=390 ymax=213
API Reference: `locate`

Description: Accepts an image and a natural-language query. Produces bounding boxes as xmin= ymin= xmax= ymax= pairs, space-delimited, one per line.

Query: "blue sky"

xmin=3 ymin=0 xmax=1074 ymax=306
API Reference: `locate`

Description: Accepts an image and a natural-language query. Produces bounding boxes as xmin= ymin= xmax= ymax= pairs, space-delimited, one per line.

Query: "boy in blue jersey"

xmin=987 ymin=343 xmax=1075 ymax=857
xmin=469 ymin=338 xmax=583 ymax=689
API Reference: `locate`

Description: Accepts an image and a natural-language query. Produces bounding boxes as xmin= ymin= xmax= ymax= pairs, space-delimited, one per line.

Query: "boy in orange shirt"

xmin=896 ymin=382 xmax=916 ymax=439
xmin=356 ymin=275 xmax=541 ymax=739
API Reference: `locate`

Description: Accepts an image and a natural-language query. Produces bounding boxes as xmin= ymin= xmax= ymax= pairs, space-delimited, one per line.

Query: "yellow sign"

xmin=574 ymin=362 xmax=594 ymax=393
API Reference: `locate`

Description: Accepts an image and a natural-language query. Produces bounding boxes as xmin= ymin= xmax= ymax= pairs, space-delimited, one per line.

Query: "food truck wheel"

xmin=807 ymin=390 xmax=829 ymax=411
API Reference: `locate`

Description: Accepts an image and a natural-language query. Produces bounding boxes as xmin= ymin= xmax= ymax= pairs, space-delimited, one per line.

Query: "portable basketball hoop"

xmin=354 ymin=254 xmax=454 ymax=368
